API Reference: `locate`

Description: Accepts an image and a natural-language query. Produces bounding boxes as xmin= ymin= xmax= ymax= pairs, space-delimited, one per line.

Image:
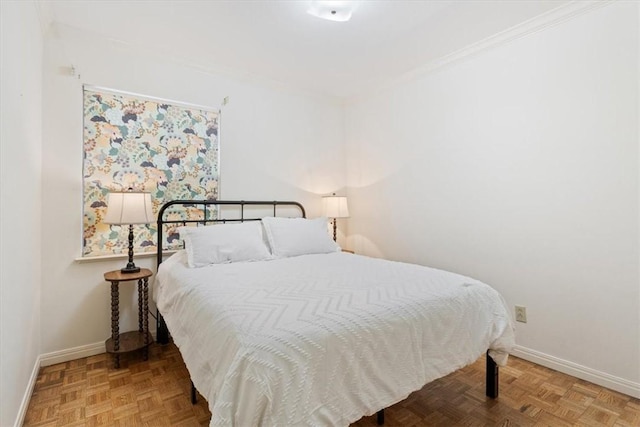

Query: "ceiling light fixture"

xmin=307 ymin=0 xmax=355 ymax=22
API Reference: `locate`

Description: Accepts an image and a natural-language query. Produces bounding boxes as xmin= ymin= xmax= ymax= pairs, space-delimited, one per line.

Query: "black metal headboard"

xmin=156 ymin=199 xmax=306 ymax=268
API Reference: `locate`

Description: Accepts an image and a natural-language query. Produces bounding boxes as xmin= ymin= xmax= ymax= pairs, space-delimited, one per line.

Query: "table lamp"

xmin=104 ymin=190 xmax=154 ymax=273
xmin=322 ymin=193 xmax=349 ymax=241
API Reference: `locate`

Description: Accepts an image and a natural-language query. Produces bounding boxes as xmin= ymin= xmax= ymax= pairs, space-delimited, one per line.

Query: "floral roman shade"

xmin=82 ymin=86 xmax=220 ymax=257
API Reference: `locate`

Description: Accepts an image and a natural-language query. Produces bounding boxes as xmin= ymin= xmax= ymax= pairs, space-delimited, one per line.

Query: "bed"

xmin=154 ymin=200 xmax=515 ymax=426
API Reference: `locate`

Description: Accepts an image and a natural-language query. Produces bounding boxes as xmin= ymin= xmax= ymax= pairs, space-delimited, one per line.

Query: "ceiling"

xmin=44 ymin=0 xmax=569 ymax=99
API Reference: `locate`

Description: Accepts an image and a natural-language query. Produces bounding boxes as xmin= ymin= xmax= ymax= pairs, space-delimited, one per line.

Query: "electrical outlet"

xmin=515 ymin=305 xmax=527 ymax=323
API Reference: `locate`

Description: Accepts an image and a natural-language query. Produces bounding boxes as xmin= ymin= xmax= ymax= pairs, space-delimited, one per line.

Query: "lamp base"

xmin=332 ymin=218 xmax=337 ymax=242
xmin=121 ymin=224 xmax=140 ymax=274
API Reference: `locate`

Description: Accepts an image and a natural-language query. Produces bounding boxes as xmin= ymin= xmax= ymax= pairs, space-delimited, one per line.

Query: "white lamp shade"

xmin=104 ymin=191 xmax=154 ymax=225
xmin=322 ymin=195 xmax=349 ymax=218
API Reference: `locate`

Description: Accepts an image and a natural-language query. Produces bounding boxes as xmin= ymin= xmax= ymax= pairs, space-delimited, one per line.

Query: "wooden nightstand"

xmin=104 ymin=268 xmax=153 ymax=368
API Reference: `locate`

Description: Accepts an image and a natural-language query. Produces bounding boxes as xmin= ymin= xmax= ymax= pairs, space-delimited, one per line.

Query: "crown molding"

xmin=345 ymin=0 xmax=613 ymax=105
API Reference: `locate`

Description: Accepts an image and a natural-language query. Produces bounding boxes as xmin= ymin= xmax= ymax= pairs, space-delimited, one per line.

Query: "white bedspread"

xmin=155 ymin=251 xmax=515 ymax=426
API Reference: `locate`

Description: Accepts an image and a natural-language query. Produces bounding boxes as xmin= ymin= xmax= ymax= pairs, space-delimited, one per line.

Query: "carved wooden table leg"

xmin=138 ymin=278 xmax=143 ymax=332
xmin=143 ymin=277 xmax=149 ymax=360
xmin=111 ymin=281 xmax=120 ymax=368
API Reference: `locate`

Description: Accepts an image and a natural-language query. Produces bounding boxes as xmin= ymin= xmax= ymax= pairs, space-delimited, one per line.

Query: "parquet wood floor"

xmin=23 ymin=343 xmax=640 ymax=426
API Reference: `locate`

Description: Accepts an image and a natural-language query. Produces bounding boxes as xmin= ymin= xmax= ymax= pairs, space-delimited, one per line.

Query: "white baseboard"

xmin=39 ymin=329 xmax=158 ymax=367
xmin=40 ymin=341 xmax=107 ymax=366
xmin=14 ymin=354 xmax=42 ymax=427
xmin=512 ymin=345 xmax=640 ymax=399
xmin=40 ymin=340 xmax=106 ymax=367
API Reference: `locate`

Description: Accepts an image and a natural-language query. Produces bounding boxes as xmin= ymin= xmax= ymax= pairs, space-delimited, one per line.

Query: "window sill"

xmin=74 ymin=250 xmax=177 ymax=263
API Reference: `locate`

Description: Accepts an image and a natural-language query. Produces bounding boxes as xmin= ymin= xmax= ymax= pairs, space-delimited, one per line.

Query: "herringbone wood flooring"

xmin=24 ymin=343 xmax=640 ymax=426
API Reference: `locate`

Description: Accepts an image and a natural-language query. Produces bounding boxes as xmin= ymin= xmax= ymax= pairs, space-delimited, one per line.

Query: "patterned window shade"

xmin=82 ymin=86 xmax=220 ymax=257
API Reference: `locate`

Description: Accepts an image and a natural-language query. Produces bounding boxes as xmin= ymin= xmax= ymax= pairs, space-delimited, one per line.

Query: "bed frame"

xmin=154 ymin=199 xmax=499 ymax=425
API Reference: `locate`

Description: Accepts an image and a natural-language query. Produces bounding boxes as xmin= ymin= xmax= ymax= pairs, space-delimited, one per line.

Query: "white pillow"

xmin=262 ymin=217 xmax=340 ymax=258
xmin=177 ymin=221 xmax=271 ymax=268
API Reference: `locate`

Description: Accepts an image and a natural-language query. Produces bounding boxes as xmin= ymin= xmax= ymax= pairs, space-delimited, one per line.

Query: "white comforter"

xmin=155 ymin=251 xmax=515 ymax=426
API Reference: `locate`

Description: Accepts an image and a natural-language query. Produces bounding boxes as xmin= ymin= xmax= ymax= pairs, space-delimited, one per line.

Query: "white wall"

xmin=0 ymin=1 xmax=44 ymax=425
xmin=7 ymin=4 xmax=639 ymax=423
xmin=40 ymin=24 xmax=346 ymax=355
xmin=345 ymin=2 xmax=640 ymax=395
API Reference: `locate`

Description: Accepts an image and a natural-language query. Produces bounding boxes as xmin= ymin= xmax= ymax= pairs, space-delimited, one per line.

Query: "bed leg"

xmin=376 ymin=409 xmax=384 ymax=425
xmin=486 ymin=351 xmax=499 ymax=399
xmin=157 ymin=310 xmax=169 ymax=345
xmin=191 ymin=380 xmax=197 ymax=404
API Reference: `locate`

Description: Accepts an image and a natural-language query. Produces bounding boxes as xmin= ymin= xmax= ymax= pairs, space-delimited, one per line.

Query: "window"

xmin=82 ymin=86 xmax=220 ymax=257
